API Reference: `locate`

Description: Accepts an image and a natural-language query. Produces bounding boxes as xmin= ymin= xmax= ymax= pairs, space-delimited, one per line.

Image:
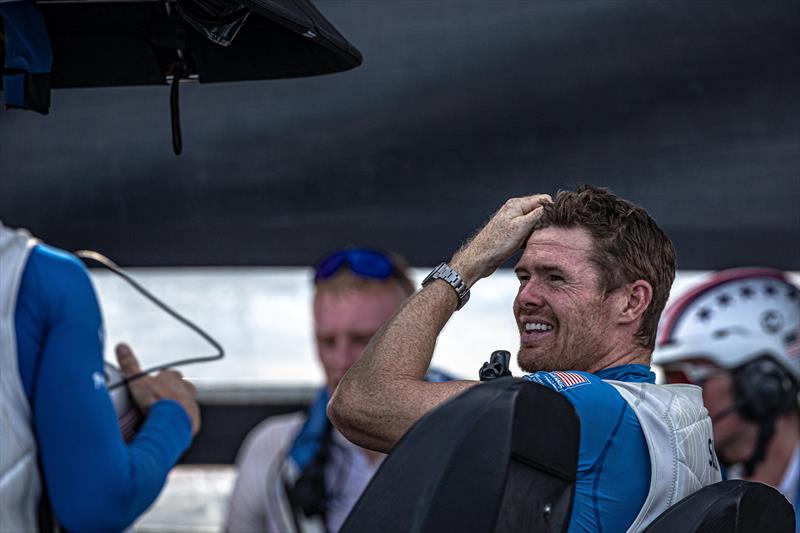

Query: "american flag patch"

xmin=524 ymin=371 xmax=591 ymax=391
xmin=551 ymin=371 xmax=589 ymax=388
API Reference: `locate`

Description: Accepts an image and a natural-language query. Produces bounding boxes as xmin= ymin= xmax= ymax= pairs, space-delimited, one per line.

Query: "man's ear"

xmin=617 ymin=280 xmax=653 ymax=325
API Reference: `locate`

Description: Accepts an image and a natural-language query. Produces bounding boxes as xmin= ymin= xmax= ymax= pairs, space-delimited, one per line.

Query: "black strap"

xmin=743 ymin=417 xmax=776 ymax=477
xmin=170 ymin=71 xmax=183 ymax=156
xmin=169 ymin=17 xmax=189 ymax=156
xmin=283 ymin=421 xmax=333 ymax=532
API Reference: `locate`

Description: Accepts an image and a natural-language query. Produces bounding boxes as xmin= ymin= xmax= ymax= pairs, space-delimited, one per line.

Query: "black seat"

xmin=341 ymin=377 xmax=797 ymax=533
xmin=340 ymin=378 xmax=580 ymax=533
xmin=644 ymin=479 xmax=796 ymax=532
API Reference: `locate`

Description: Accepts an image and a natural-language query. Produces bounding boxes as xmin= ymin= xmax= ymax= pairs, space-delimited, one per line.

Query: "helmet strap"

xmin=743 ymin=416 xmax=776 ymax=477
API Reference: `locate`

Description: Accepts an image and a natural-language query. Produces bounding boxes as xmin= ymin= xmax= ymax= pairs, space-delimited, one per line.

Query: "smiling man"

xmin=329 ymin=186 xmax=721 ymax=532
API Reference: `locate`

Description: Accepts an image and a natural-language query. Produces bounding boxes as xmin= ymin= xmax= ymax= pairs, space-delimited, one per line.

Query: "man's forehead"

xmin=314 ymin=287 xmax=402 ymax=329
xmin=524 ymin=226 xmax=593 ymax=251
xmin=518 ymin=227 xmax=595 ymax=267
xmin=314 ymin=284 xmax=404 ymax=304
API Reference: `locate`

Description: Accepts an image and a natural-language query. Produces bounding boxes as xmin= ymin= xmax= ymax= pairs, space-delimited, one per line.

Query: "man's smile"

xmin=519 ymin=317 xmax=557 ymax=343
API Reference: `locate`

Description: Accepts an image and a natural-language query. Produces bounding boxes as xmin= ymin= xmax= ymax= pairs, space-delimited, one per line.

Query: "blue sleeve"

xmin=524 ymin=371 xmax=650 ymax=533
xmin=15 ymin=244 xmax=192 ymax=532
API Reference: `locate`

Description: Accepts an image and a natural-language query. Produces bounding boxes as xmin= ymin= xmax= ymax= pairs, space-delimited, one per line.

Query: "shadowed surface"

xmin=1 ymin=1 xmax=798 ymax=268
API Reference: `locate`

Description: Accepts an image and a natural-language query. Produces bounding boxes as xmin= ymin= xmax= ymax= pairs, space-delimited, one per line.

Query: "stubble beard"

xmin=516 ymin=303 xmax=608 ymax=374
xmin=517 ymin=341 xmax=588 ymax=374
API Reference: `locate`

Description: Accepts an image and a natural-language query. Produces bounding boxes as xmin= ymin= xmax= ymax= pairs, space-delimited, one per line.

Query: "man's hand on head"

xmin=116 ymin=343 xmax=202 ymax=437
xmin=330 ymin=195 xmax=547 ymax=451
xmin=451 ymin=194 xmax=552 ymax=286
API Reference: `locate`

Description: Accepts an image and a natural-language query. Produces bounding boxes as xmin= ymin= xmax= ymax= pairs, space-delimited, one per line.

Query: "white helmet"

xmin=654 ymin=268 xmax=800 ymax=380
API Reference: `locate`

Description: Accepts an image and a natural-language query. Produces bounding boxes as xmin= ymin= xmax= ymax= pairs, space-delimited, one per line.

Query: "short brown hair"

xmin=535 ymin=185 xmax=676 ymax=350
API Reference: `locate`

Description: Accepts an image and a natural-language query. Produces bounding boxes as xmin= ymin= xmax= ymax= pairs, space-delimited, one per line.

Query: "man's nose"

xmin=334 ymin=339 xmax=361 ymax=368
xmin=517 ymin=279 xmax=545 ymax=308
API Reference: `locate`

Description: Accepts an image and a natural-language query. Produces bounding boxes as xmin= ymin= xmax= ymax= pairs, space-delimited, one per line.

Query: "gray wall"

xmin=2 ymin=1 xmax=798 ymax=269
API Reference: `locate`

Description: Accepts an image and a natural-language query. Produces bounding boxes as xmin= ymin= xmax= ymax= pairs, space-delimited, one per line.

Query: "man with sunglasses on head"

xmin=329 ymin=186 xmax=721 ymax=532
xmin=228 ymin=248 xmax=447 ymax=533
xmin=0 ymin=222 xmax=201 ymax=533
xmin=655 ymin=268 xmax=800 ymax=529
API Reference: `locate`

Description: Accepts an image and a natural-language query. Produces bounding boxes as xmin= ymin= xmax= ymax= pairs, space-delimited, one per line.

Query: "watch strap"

xmin=422 ymin=262 xmax=471 ymax=310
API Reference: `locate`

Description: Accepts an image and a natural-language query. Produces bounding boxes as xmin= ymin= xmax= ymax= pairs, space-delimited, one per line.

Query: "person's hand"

xmin=451 ymin=194 xmax=552 ymax=286
xmin=115 ymin=343 xmax=201 ymax=437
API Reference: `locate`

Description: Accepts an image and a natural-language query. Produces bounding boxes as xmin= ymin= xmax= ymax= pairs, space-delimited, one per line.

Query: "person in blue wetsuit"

xmin=330 ymin=186 xmax=721 ymax=532
xmin=0 ymin=223 xmax=201 ymax=533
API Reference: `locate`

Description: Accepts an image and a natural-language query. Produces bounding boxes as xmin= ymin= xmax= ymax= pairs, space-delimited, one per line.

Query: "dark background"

xmin=2 ymin=1 xmax=799 ymax=269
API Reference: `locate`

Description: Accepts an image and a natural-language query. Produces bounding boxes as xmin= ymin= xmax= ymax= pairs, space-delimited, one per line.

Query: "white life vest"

xmin=0 ymin=222 xmax=40 ymax=533
xmin=609 ymin=380 xmax=722 ymax=532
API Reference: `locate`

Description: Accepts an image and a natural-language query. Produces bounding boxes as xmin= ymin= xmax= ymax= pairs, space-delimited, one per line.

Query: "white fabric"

xmin=226 ymin=412 xmax=382 ymax=533
xmin=609 ymin=381 xmax=722 ymax=532
xmin=0 ymin=222 xmax=39 ymax=533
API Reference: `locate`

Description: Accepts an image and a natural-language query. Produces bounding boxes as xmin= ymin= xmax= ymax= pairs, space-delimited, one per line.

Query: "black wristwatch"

xmin=422 ymin=262 xmax=471 ymax=310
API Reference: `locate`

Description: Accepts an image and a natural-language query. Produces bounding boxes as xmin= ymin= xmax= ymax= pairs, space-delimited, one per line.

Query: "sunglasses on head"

xmin=314 ymin=248 xmax=397 ymax=283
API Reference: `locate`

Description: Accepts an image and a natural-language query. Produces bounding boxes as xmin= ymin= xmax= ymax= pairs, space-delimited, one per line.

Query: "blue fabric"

xmin=14 ymin=244 xmax=192 ymax=532
xmin=288 ymin=368 xmax=454 ymax=469
xmin=3 ymin=72 xmax=25 ymax=107
xmin=791 ymin=472 xmax=799 ymax=533
xmin=423 ymin=367 xmax=453 ymax=383
xmin=289 ymin=388 xmax=331 ymax=469
xmin=0 ymin=2 xmax=52 ymax=107
xmin=524 ymin=364 xmax=654 ymax=533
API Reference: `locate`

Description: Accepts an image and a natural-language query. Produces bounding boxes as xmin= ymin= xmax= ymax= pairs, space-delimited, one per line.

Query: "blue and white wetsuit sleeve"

xmin=14 ymin=244 xmax=192 ymax=532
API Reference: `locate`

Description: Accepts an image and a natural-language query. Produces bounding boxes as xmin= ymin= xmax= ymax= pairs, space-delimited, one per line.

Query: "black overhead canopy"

xmin=3 ymin=0 xmax=362 ymax=88
xmin=1 ymin=1 xmax=799 ymax=269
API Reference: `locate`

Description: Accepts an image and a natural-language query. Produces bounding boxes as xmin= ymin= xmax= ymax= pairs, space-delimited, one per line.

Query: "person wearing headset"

xmin=655 ymin=268 xmax=799 ymax=529
xmin=0 ymin=222 xmax=201 ymax=532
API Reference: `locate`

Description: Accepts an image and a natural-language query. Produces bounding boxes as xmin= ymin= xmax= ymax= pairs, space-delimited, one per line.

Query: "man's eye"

xmin=517 ymin=276 xmax=529 ymax=285
xmin=549 ymin=274 xmax=564 ymax=282
xmin=352 ymin=334 xmax=373 ymax=346
xmin=318 ymin=337 xmax=335 ymax=348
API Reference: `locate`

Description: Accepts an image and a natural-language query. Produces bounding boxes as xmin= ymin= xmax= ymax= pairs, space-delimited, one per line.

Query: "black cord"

xmin=75 ymin=250 xmax=225 ymax=390
xmin=170 ymin=70 xmax=183 ymax=156
xmin=743 ymin=417 xmax=776 ymax=477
